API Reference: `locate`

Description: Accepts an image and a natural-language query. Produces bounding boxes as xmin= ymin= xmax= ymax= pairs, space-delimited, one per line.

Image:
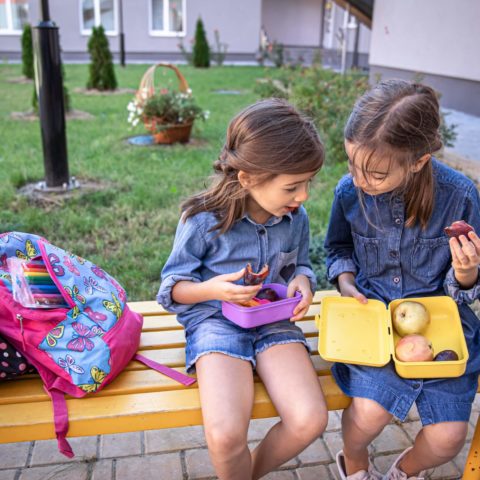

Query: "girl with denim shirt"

xmin=325 ymin=80 xmax=480 ymax=480
xmin=158 ymin=99 xmax=328 ymax=480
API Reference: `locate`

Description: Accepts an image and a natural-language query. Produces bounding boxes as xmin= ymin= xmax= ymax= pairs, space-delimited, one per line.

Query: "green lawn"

xmin=0 ymin=63 xmax=346 ymax=300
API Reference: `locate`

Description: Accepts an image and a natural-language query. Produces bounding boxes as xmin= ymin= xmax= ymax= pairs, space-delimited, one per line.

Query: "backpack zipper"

xmin=16 ymin=313 xmax=26 ymax=350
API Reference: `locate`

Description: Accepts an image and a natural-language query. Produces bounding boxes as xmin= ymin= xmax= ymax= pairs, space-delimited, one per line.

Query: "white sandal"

xmin=383 ymin=447 xmax=426 ymax=480
xmin=336 ymin=450 xmax=383 ymax=480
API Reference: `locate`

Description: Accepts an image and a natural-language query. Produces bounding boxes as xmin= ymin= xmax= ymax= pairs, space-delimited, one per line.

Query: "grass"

xmin=0 ymin=63 xmax=346 ymax=300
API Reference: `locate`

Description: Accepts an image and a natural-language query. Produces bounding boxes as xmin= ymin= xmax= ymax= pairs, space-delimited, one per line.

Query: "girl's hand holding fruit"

xmin=445 ymin=220 xmax=480 ymax=288
xmin=207 ymin=268 xmax=262 ymax=304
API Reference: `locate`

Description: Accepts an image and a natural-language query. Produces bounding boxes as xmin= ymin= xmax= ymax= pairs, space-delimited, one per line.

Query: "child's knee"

xmin=205 ymin=421 xmax=248 ymax=456
xmin=348 ymin=398 xmax=392 ymax=434
xmin=285 ymin=406 xmax=328 ymax=441
xmin=424 ymin=422 xmax=468 ymax=457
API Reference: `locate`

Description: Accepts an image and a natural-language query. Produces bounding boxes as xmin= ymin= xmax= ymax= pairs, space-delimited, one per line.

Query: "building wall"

xmin=370 ymin=0 xmax=480 ymax=81
xmin=369 ymin=0 xmax=480 ymax=114
xmin=1 ymin=0 xmax=262 ymax=61
xmin=262 ymin=0 xmax=322 ymax=46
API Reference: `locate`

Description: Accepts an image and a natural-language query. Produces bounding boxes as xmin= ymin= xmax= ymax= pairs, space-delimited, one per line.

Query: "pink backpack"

xmin=0 ymin=232 xmax=195 ymax=457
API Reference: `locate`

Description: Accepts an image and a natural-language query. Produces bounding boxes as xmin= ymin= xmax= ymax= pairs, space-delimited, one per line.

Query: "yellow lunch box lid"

xmin=316 ymin=296 xmax=469 ymax=379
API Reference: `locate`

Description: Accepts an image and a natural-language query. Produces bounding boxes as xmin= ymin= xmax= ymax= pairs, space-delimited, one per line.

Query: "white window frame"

xmin=79 ymin=0 xmax=118 ymax=36
xmin=148 ymin=0 xmax=186 ymax=37
xmin=0 ymin=0 xmax=29 ymax=35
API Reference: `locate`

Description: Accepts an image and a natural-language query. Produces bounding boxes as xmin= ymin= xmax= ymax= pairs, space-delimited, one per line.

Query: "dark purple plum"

xmin=244 ymin=263 xmax=269 ymax=286
xmin=434 ymin=350 xmax=459 ymax=361
xmin=256 ymin=288 xmax=280 ymax=302
xmin=444 ymin=220 xmax=474 ymax=239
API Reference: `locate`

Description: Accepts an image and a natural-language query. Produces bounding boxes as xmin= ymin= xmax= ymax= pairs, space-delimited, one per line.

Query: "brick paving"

xmin=0 ymin=393 xmax=478 ymax=479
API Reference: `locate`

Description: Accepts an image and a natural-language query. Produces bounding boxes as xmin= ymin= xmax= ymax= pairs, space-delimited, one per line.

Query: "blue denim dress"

xmin=157 ymin=207 xmax=316 ymax=372
xmin=324 ymin=159 xmax=480 ymax=425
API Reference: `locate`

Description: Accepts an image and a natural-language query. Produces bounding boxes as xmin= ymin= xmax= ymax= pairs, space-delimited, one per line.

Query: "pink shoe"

xmin=336 ymin=450 xmax=383 ymax=480
xmin=384 ymin=447 xmax=426 ymax=480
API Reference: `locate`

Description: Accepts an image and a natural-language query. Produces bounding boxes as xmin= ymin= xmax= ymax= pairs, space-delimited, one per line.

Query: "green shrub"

xmin=269 ymin=41 xmax=284 ymax=68
xmin=292 ymin=68 xmax=369 ymax=162
xmin=21 ymin=23 xmax=34 ymax=79
xmin=192 ymin=18 xmax=210 ymax=68
xmin=309 ymin=235 xmax=331 ymax=290
xmin=87 ymin=25 xmax=117 ymax=90
xmin=440 ymin=111 xmax=458 ymax=148
xmin=255 ymin=66 xmax=369 ymax=163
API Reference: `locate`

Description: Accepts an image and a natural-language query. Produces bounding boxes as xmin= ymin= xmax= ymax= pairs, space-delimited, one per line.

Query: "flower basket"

xmin=145 ymin=119 xmax=193 ymax=144
xmin=135 ymin=63 xmax=194 ymax=145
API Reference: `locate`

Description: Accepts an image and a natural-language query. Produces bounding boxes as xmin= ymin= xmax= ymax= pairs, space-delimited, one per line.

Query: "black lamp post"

xmin=32 ymin=0 xmax=70 ymax=189
xmin=119 ymin=0 xmax=125 ymax=67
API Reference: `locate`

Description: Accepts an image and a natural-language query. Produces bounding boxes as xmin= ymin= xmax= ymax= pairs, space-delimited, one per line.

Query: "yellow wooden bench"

xmin=0 ymin=290 xmax=479 ymax=479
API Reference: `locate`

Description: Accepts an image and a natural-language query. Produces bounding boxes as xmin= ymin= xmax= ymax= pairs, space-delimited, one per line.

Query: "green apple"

xmin=393 ymin=301 xmax=430 ymax=337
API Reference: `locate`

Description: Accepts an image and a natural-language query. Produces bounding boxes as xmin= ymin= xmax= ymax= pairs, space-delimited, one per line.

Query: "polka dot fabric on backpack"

xmin=0 ymin=335 xmax=36 ymax=380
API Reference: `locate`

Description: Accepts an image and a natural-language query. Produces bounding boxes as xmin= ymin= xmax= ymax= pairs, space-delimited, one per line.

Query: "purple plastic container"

xmin=222 ymin=283 xmax=302 ymax=328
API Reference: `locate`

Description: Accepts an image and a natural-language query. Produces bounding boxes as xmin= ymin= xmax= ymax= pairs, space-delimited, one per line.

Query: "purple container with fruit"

xmin=222 ymin=283 xmax=302 ymax=328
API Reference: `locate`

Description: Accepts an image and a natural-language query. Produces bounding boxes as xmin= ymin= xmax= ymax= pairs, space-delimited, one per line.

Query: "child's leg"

xmin=342 ymin=397 xmax=392 ymax=475
xmin=395 ymin=421 xmax=468 ymax=476
xmin=251 ymin=343 xmax=328 ymax=480
xmin=196 ymin=353 xmax=254 ymax=480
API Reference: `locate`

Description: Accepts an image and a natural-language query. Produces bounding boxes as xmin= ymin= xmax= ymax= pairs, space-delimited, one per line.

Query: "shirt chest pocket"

xmin=352 ymin=232 xmax=381 ymax=276
xmin=411 ymin=236 xmax=451 ymax=278
xmin=273 ymin=248 xmax=299 ymax=284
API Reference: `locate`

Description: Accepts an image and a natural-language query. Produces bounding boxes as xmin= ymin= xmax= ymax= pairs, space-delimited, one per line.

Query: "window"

xmin=81 ymin=0 xmax=116 ymax=34
xmin=0 ymin=0 xmax=29 ymax=34
xmin=150 ymin=0 xmax=185 ymax=36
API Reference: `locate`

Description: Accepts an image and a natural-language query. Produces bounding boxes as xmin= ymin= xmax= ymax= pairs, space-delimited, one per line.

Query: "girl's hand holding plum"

xmin=206 ymin=268 xmax=263 ymax=303
xmin=287 ymin=274 xmax=313 ymax=321
xmin=449 ymin=231 xmax=480 ymax=288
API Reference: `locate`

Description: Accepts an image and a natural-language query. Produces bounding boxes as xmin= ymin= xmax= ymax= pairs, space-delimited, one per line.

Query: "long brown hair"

xmin=181 ymin=98 xmax=324 ymax=233
xmin=345 ymin=79 xmax=443 ymax=228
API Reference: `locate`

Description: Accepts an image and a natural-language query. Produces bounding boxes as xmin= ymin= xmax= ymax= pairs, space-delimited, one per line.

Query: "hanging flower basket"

xmin=128 ymin=63 xmax=208 ymax=145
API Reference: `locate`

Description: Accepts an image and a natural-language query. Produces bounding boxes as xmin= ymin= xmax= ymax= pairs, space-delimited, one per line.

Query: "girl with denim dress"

xmin=158 ymin=98 xmax=328 ymax=480
xmin=325 ymin=80 xmax=480 ymax=480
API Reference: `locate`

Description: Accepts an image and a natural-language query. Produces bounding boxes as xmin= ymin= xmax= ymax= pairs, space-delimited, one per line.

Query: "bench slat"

xmin=0 ymin=356 xmax=334 ymax=406
xmin=0 ymin=376 xmax=349 ymax=443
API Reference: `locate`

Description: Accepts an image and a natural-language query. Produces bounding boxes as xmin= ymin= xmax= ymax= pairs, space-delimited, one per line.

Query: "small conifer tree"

xmin=192 ymin=18 xmax=210 ymax=68
xmin=21 ymin=23 xmax=34 ymax=79
xmin=87 ymin=25 xmax=117 ymax=90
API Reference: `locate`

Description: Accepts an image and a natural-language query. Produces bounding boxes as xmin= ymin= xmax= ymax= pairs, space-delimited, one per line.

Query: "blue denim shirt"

xmin=324 ymin=158 xmax=480 ymax=375
xmin=157 ymin=206 xmax=316 ymax=329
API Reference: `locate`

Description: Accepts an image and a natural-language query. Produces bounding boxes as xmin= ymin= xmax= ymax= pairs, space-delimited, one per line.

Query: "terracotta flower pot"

xmin=144 ymin=117 xmax=193 ymax=144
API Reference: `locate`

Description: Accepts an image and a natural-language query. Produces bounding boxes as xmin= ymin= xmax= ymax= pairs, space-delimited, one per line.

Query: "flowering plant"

xmin=127 ymin=88 xmax=209 ymax=131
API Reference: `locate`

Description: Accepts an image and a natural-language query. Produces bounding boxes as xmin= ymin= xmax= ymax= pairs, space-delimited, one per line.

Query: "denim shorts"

xmin=185 ymin=316 xmax=309 ymax=373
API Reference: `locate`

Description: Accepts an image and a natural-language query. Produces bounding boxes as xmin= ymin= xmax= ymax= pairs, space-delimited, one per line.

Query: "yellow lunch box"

xmin=316 ymin=296 xmax=469 ymax=379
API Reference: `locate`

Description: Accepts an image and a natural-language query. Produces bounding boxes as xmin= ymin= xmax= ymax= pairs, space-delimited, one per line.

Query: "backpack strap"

xmin=49 ymin=389 xmax=74 ymax=458
xmin=134 ymin=354 xmax=196 ymax=386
